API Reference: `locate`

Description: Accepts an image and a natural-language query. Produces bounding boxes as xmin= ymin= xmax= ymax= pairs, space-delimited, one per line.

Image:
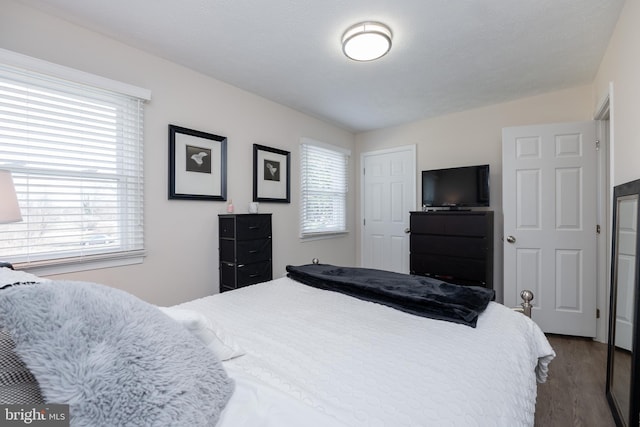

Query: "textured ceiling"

xmin=17 ymin=0 xmax=625 ymax=132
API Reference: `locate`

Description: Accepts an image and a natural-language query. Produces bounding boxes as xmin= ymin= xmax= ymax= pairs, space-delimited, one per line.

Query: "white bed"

xmin=179 ymin=276 xmax=555 ymax=427
xmin=0 ymin=268 xmax=554 ymax=426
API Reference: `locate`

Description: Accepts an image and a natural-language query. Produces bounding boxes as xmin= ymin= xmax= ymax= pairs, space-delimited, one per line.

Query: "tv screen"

xmin=422 ymin=164 xmax=490 ymax=208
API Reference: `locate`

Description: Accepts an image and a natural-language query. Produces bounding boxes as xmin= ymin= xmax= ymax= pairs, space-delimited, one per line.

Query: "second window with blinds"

xmin=299 ymin=138 xmax=350 ymax=239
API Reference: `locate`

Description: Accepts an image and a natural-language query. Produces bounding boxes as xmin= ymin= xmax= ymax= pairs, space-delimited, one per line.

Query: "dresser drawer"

xmin=410 ymin=254 xmax=487 ymax=285
xmin=220 ymin=260 xmax=273 ymax=288
xmin=219 ymin=217 xmax=236 ymax=238
xmin=219 ymin=214 xmax=272 ymax=239
xmin=237 ymin=260 xmax=272 ymax=286
xmin=220 ymin=261 xmax=237 ymax=288
xmin=236 ymin=215 xmax=271 ymax=240
xmin=220 ymin=238 xmax=272 ymax=263
xmin=410 ymin=234 xmax=487 ymax=258
xmin=219 ymin=239 xmax=235 ymax=262
xmin=236 ymin=238 xmax=272 ymax=263
xmin=410 ymin=213 xmax=489 ymax=237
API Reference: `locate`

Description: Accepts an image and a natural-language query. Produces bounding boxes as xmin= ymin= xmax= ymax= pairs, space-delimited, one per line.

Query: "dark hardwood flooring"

xmin=535 ymin=334 xmax=615 ymax=427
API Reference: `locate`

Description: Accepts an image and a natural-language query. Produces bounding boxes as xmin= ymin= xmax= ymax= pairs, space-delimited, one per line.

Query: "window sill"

xmin=300 ymin=231 xmax=349 ymax=242
xmin=15 ymin=251 xmax=146 ymax=277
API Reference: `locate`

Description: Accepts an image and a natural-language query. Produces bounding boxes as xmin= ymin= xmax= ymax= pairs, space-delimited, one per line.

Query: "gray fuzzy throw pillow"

xmin=0 ymin=281 xmax=234 ymax=426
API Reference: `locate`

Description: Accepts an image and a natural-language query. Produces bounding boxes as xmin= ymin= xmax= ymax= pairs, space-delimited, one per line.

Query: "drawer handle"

xmin=248 ymin=250 xmax=258 ymax=254
xmin=248 ymin=274 xmax=259 ymax=278
xmin=248 ymin=226 xmax=260 ymax=230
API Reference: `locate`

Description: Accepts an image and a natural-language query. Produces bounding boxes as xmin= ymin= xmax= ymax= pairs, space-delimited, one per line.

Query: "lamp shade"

xmin=0 ymin=170 xmax=22 ymax=224
xmin=342 ymin=22 xmax=392 ymax=61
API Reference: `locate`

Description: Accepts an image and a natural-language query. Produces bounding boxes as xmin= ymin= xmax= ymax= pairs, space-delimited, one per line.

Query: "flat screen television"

xmin=421 ymin=164 xmax=490 ymax=208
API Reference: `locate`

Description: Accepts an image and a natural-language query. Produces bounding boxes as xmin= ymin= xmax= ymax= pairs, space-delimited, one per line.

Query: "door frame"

xmin=360 ymin=145 xmax=416 ymax=269
xmin=595 ymin=83 xmax=614 ymax=344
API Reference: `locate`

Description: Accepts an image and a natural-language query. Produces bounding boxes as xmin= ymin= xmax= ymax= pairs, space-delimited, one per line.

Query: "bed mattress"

xmin=178 ymin=277 xmax=555 ymax=427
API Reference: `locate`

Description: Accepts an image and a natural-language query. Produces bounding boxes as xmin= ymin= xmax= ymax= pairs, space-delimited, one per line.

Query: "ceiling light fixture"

xmin=342 ymin=21 xmax=392 ymax=62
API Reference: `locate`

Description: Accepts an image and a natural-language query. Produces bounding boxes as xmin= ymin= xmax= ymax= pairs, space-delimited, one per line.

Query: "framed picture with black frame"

xmin=168 ymin=124 xmax=227 ymax=201
xmin=253 ymin=144 xmax=290 ymax=203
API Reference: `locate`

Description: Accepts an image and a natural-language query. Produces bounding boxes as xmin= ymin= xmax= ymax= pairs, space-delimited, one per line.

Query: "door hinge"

xmin=596 ymin=224 xmax=601 ymax=234
xmin=596 ymin=140 xmax=600 ymax=151
xmin=363 ymin=218 xmax=366 ymax=226
xmin=597 ymin=308 xmax=600 ymax=319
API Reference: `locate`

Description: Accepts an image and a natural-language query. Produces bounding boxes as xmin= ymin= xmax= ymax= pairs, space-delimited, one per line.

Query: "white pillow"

xmin=0 ymin=267 xmax=48 ymax=288
xmin=158 ymin=306 xmax=245 ymax=361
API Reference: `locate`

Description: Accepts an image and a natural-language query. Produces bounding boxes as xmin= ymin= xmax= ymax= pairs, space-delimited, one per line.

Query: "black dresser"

xmin=409 ymin=210 xmax=494 ymax=289
xmin=218 ymin=213 xmax=272 ymax=292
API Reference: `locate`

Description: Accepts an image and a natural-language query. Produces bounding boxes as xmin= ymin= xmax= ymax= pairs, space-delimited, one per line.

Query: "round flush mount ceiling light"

xmin=342 ymin=21 xmax=392 ymax=61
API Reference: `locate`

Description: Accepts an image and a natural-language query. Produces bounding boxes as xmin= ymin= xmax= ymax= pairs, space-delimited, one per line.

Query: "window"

xmin=0 ymin=50 xmax=150 ymax=271
xmin=300 ymin=138 xmax=350 ymax=238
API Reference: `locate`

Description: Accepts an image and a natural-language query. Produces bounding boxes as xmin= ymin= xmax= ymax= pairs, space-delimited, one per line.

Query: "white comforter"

xmin=178 ymin=277 xmax=555 ymax=427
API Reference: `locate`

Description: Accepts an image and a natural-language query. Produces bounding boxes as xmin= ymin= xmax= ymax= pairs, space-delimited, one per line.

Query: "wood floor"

xmin=535 ymin=334 xmax=615 ymax=427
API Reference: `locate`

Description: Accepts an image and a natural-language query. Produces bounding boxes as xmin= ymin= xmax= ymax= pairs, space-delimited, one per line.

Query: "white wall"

xmin=355 ymin=85 xmax=595 ymax=301
xmin=0 ymin=1 xmax=356 ymax=305
xmin=594 ymin=0 xmax=640 ymax=187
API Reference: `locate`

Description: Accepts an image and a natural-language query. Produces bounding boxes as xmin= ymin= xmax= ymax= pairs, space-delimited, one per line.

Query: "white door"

xmin=503 ymin=121 xmax=597 ymax=337
xmin=361 ymin=145 xmax=416 ymax=273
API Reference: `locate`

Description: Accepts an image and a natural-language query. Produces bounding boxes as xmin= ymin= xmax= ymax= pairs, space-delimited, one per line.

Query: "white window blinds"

xmin=0 ymin=54 xmax=148 ymax=268
xmin=300 ymin=138 xmax=350 ymax=238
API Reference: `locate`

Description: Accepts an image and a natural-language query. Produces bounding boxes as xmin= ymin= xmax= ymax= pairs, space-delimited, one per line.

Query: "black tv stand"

xmin=409 ymin=210 xmax=493 ymax=288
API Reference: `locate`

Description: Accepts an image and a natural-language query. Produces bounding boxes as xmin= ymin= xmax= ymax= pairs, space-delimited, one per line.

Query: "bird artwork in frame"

xmin=253 ymin=144 xmax=290 ymax=203
xmin=186 ymin=145 xmax=212 ymax=173
xmin=263 ymin=159 xmax=279 ymax=181
xmin=168 ymin=124 xmax=227 ymax=201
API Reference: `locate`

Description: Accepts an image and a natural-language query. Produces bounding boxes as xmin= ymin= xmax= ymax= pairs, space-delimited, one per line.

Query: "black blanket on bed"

xmin=286 ymin=264 xmax=496 ymax=327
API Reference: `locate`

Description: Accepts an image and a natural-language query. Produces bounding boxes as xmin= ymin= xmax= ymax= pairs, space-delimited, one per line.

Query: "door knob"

xmin=404 ymin=228 xmax=411 ymax=234
xmin=506 ymin=235 xmax=516 ymax=244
